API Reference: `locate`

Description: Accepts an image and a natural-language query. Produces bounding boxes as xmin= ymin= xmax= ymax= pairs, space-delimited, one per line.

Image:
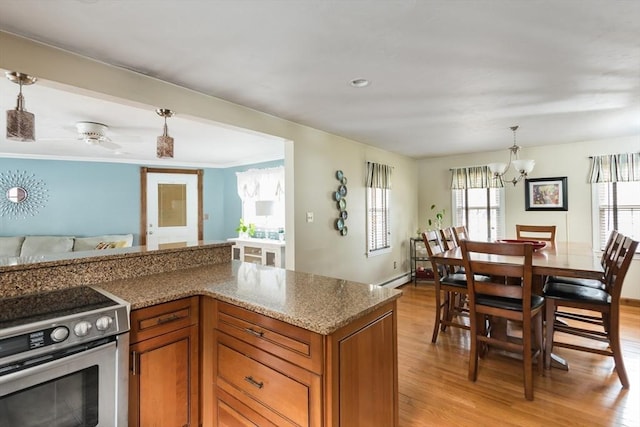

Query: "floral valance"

xmin=588 ymin=152 xmax=640 ymax=183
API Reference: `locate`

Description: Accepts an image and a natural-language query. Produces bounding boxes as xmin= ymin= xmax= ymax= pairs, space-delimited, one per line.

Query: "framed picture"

xmin=525 ymin=177 xmax=568 ymax=211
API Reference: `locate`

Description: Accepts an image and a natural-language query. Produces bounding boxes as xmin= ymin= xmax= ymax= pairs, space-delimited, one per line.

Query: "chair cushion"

xmin=543 ymin=281 xmax=611 ymax=304
xmin=546 ymin=275 xmax=605 ymax=290
xmin=476 ymin=294 xmax=545 ymax=311
xmin=0 ymin=236 xmax=25 ymax=257
xmin=441 ymin=273 xmax=491 ymax=287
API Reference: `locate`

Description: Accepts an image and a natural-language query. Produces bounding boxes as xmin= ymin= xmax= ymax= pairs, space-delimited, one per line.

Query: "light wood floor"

xmin=396 ymin=282 xmax=640 ymax=427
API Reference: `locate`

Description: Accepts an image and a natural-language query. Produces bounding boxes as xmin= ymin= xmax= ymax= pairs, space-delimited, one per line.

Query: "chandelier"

xmin=487 ymin=125 xmax=535 ymax=186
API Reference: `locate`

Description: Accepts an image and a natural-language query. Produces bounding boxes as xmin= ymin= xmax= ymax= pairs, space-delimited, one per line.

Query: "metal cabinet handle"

xmin=244 ymin=327 xmax=264 ymax=337
xmin=131 ymin=350 xmax=137 ymax=375
xmin=244 ymin=375 xmax=264 ymax=389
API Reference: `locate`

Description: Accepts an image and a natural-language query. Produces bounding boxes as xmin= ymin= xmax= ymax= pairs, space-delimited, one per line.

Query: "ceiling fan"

xmin=74 ymin=121 xmax=122 ymax=150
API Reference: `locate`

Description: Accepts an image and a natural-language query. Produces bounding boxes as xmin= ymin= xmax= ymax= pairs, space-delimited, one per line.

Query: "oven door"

xmin=0 ymin=335 xmax=128 ymax=427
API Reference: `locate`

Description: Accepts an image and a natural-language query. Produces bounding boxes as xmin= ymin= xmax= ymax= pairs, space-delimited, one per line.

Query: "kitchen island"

xmin=0 ymin=242 xmax=402 ymax=426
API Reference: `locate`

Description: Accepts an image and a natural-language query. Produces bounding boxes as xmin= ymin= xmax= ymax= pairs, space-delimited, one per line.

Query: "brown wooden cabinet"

xmin=201 ymin=298 xmax=398 ymax=427
xmin=129 ymin=297 xmax=200 ymax=427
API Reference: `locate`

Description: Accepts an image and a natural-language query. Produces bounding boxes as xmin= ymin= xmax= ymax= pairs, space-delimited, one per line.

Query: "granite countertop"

xmin=96 ymin=261 xmax=402 ymax=335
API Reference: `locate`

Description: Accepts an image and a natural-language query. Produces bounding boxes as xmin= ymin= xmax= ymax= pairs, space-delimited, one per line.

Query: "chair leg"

xmin=544 ymin=300 xmax=556 ymax=370
xmin=534 ymin=312 xmax=544 ymax=377
xmin=431 ymin=286 xmax=443 ymax=343
xmin=441 ymin=291 xmax=452 ymax=332
xmin=523 ymin=317 xmax=534 ymax=401
xmin=468 ymin=312 xmax=480 ymax=382
xmin=608 ymin=311 xmax=630 ymax=388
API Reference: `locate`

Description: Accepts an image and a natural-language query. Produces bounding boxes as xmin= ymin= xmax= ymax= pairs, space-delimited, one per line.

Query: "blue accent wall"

xmin=0 ymin=158 xmax=283 ymax=243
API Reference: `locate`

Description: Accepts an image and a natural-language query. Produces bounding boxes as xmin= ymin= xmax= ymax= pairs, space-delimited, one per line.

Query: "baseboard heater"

xmin=376 ymin=272 xmax=412 ymax=288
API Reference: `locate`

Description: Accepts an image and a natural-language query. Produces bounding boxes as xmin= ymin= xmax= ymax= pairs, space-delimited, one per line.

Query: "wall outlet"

xmin=393 ymin=261 xmax=397 ymax=269
xmin=306 ymin=212 xmax=314 ymax=223
xmin=204 ymin=213 xmax=209 ymax=220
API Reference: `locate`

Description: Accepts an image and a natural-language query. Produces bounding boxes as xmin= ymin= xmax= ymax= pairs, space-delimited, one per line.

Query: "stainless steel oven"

xmin=0 ymin=286 xmax=130 ymax=427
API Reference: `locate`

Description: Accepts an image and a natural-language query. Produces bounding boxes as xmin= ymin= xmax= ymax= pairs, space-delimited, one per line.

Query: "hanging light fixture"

xmin=156 ymin=108 xmax=174 ymax=158
xmin=6 ymin=71 xmax=37 ymax=142
xmin=487 ymin=125 xmax=535 ymax=186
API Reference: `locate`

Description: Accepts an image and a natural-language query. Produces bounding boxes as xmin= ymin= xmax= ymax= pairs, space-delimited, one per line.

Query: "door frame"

xmin=140 ymin=167 xmax=203 ymax=246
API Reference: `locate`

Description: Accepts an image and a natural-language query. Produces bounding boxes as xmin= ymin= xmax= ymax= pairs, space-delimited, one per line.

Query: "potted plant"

xmin=236 ymin=219 xmax=256 ymax=238
xmin=427 ymin=204 xmax=445 ymax=230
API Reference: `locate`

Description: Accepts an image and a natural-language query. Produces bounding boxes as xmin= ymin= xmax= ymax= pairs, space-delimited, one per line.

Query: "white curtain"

xmin=588 ymin=152 xmax=640 ymax=183
xmin=236 ymin=166 xmax=285 ymax=229
xmin=236 ymin=166 xmax=285 ymax=200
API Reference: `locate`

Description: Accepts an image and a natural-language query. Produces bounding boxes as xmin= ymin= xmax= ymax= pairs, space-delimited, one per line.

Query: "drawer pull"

xmin=244 ymin=375 xmax=264 ymax=389
xmin=244 ymin=327 xmax=264 ymax=338
xmin=157 ymin=314 xmax=180 ymax=325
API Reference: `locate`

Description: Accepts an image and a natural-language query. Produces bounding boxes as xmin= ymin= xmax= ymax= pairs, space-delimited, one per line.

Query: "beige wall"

xmin=418 ymin=136 xmax=640 ymax=299
xmin=0 ymin=31 xmax=418 ymax=286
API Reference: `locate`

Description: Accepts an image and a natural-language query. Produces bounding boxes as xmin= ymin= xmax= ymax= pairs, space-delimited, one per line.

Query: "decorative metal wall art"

xmin=0 ymin=170 xmax=48 ymax=218
xmin=334 ymin=170 xmax=348 ymax=236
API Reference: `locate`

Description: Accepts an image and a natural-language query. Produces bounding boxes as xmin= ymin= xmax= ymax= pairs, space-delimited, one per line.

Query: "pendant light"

xmin=487 ymin=125 xmax=535 ymax=186
xmin=6 ymin=71 xmax=37 ymax=142
xmin=156 ymin=108 xmax=174 ymax=158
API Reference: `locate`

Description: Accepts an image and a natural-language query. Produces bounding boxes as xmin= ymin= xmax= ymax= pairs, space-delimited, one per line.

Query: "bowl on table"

xmin=496 ymin=239 xmax=547 ymax=251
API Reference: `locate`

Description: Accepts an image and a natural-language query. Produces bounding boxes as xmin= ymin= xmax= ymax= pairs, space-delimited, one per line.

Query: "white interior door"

xmin=146 ymin=172 xmax=199 ymax=249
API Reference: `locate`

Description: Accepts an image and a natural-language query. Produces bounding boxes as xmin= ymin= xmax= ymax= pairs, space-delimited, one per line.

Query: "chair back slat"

xmin=461 ymin=240 xmax=534 ymax=307
xmin=452 ymin=225 xmax=469 ymax=244
xmin=606 ymin=235 xmax=639 ymax=299
xmin=439 ymin=227 xmax=458 ymax=250
xmin=421 ymin=231 xmax=449 ymax=278
xmin=515 ymin=224 xmax=556 ymax=247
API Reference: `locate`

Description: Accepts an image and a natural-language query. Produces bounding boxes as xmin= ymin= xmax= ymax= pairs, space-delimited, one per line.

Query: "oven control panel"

xmin=0 ymin=305 xmax=128 ymax=367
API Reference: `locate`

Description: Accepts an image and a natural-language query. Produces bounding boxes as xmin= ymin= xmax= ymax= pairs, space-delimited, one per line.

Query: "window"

xmin=367 ymin=187 xmax=390 ymax=253
xmin=366 ymin=162 xmax=392 ymax=255
xmin=593 ymin=181 xmax=640 ymax=251
xmin=589 ymin=152 xmax=639 ymax=252
xmin=236 ymin=166 xmax=285 ymax=231
xmin=452 ymin=187 xmax=504 ymax=241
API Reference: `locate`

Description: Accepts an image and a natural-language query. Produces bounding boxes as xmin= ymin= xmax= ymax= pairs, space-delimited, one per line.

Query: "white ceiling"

xmin=0 ymin=0 xmax=639 ymax=166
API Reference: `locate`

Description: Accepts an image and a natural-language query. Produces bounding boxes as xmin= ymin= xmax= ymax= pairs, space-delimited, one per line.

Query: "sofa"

xmin=0 ymin=234 xmax=134 ymax=258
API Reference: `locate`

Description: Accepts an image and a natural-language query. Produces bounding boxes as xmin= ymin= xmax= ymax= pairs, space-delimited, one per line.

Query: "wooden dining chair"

xmin=439 ymin=226 xmax=457 ymax=251
xmin=547 ymin=230 xmax=622 ymax=290
xmin=544 ymin=234 xmax=638 ymax=388
xmin=422 ymin=231 xmax=484 ymax=343
xmin=452 ymin=225 xmax=469 ymax=244
xmin=460 ymin=240 xmax=544 ymax=401
xmin=515 ymin=224 xmax=556 ymax=247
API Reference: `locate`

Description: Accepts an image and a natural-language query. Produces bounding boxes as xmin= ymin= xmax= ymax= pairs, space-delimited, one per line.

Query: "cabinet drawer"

xmin=215 ymin=301 xmax=322 ymax=374
xmin=216 ymin=387 xmax=278 ymax=427
xmin=244 ymin=246 xmax=262 ymax=256
xmin=216 ymin=333 xmax=321 ymax=427
xmin=130 ymin=296 xmax=199 ymax=344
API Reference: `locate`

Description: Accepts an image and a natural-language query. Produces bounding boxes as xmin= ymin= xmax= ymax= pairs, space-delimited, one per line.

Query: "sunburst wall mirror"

xmin=0 ymin=170 xmax=48 ymax=218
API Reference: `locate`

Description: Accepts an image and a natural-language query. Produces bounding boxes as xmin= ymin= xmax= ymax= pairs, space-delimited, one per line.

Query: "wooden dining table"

xmin=429 ymin=240 xmax=604 ymax=370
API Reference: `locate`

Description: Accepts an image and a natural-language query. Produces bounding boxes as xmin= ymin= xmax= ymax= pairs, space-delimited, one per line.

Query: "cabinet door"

xmin=129 ymin=326 xmax=199 ymax=427
xmin=329 ymin=304 xmax=398 ymax=427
